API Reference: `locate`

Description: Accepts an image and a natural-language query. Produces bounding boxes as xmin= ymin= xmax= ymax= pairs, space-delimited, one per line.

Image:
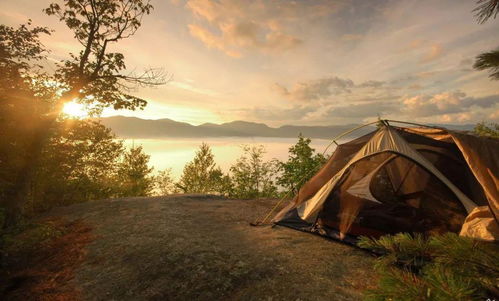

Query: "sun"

xmin=62 ymin=101 xmax=88 ymax=119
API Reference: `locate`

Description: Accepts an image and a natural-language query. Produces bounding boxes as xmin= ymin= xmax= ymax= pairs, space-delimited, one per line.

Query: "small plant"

xmin=358 ymin=233 xmax=499 ymax=300
xmin=474 ymin=122 xmax=499 ymax=138
xmin=229 ymin=145 xmax=278 ymax=199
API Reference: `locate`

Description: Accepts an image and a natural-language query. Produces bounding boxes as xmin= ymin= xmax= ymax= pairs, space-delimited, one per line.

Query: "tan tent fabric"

xmin=292 ymin=132 xmax=375 ymax=207
xmin=296 ymin=126 xmax=477 ymax=221
xmin=460 ymin=206 xmax=499 ymax=241
xmin=273 ymin=123 xmax=498 ymax=242
xmin=448 ymin=132 xmax=499 ymax=220
xmin=398 ymin=127 xmax=499 ymax=219
xmin=397 ymin=127 xmax=453 ymax=142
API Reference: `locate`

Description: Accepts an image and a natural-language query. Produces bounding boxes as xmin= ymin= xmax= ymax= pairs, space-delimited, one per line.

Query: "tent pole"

xmin=385 ymin=119 xmax=445 ymax=130
xmin=250 ymin=119 xmax=440 ymax=227
xmin=251 ymin=120 xmax=380 ymax=226
xmin=322 ymin=120 xmax=379 ymax=155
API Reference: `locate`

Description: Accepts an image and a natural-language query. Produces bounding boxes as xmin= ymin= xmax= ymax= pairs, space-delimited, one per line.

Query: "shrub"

xmin=276 ymin=134 xmax=327 ymax=194
xmin=177 ymin=143 xmax=226 ymax=194
xmin=358 ymin=233 xmax=499 ymax=300
xmin=229 ymin=145 xmax=278 ymax=199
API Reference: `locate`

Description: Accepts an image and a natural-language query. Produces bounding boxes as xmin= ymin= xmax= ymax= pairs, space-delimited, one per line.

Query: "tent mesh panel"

xmin=317 ymin=152 xmax=467 ymax=238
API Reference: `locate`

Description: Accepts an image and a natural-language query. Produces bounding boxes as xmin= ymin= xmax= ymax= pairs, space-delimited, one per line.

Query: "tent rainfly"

xmin=272 ymin=121 xmax=499 ymax=242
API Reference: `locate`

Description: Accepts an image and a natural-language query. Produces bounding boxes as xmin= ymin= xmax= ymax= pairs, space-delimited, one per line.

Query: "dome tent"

xmin=271 ymin=121 xmax=499 ymax=242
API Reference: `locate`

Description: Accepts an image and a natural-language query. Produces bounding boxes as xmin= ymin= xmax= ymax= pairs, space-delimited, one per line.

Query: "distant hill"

xmin=97 ymin=116 xmax=475 ymax=139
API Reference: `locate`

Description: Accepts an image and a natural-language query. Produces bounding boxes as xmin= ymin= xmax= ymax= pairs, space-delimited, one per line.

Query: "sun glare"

xmin=62 ymin=101 xmax=88 ymax=119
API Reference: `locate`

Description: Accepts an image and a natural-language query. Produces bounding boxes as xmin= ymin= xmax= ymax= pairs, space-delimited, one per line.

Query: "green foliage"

xmin=276 ymin=134 xmax=326 ymax=194
xmin=358 ymin=233 xmax=433 ymax=273
xmin=474 ymin=0 xmax=499 ymax=24
xmin=474 ymin=1 xmax=499 ymax=80
xmin=474 ymin=121 xmax=499 ymax=138
xmin=31 ymin=120 xmax=124 ymax=211
xmin=44 ymin=0 xmax=163 ymax=111
xmin=4 ymin=117 xmax=156 ymax=213
xmin=177 ymin=143 xmax=225 ymax=194
xmin=473 ymin=50 xmax=499 ymax=80
xmin=229 ymin=145 xmax=278 ymax=199
xmin=358 ymin=233 xmax=499 ymax=300
xmin=0 ymin=23 xmax=54 ymax=208
xmin=154 ymin=168 xmax=178 ymax=195
xmin=0 ymin=21 xmax=50 ymax=80
xmin=1 ymin=0 xmax=164 ymax=225
xmin=117 ymin=146 xmax=154 ymax=197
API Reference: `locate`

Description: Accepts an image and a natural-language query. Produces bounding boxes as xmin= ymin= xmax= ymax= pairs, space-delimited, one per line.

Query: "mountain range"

xmin=98 ymin=116 xmax=475 ymax=139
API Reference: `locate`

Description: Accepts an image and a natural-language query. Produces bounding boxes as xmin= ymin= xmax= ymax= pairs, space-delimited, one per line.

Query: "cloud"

xmin=274 ymin=76 xmax=355 ymax=101
xmin=402 ymin=92 xmax=499 ymax=117
xmin=188 ymin=24 xmax=242 ymax=57
xmin=184 ymin=0 xmax=341 ymax=57
xmin=327 ymin=102 xmax=399 ymax=118
xmin=247 ymin=104 xmax=316 ymax=121
xmin=400 ymin=39 xmax=445 ymax=64
xmin=421 ymin=43 xmax=444 ymax=63
xmin=359 ymin=80 xmax=385 ymax=88
xmin=341 ymin=34 xmax=363 ymax=41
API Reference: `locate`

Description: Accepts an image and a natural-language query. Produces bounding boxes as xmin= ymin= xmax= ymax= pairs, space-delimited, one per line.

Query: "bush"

xmin=474 ymin=122 xmax=499 ymax=138
xmin=229 ymin=145 xmax=278 ymax=199
xmin=176 ymin=143 xmax=226 ymax=194
xmin=116 ymin=146 xmax=155 ymax=197
xmin=154 ymin=168 xmax=178 ymax=195
xmin=276 ymin=134 xmax=327 ymax=194
xmin=358 ymin=233 xmax=499 ymax=300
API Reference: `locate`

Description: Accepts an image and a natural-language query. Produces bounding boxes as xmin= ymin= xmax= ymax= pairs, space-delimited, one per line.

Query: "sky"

xmin=1 ymin=0 xmax=498 ymax=126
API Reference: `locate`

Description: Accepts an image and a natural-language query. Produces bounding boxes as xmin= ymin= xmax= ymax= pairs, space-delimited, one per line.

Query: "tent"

xmin=272 ymin=121 xmax=499 ymax=242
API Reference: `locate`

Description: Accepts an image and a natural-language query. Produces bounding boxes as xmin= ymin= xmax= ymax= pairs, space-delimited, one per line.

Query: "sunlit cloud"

xmin=1 ymin=0 xmax=498 ymax=126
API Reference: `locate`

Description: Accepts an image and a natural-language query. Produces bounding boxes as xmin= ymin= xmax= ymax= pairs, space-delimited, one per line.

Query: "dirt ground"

xmin=41 ymin=194 xmax=377 ymax=301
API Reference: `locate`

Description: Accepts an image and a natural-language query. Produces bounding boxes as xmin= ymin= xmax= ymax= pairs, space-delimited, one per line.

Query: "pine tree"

xmin=358 ymin=233 xmax=499 ymax=300
xmin=117 ymin=146 xmax=154 ymax=197
xmin=177 ymin=143 xmax=225 ymax=194
xmin=473 ymin=0 xmax=499 ymax=80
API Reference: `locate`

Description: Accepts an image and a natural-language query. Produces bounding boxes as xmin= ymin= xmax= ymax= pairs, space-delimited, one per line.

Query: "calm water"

xmin=123 ymin=137 xmax=342 ymax=179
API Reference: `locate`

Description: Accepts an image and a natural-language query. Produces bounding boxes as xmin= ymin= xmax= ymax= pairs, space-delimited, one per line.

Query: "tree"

xmin=473 ymin=0 xmax=499 ymax=79
xmin=0 ymin=22 xmax=54 ymax=221
xmin=32 ymin=119 xmax=124 ymax=211
xmin=276 ymin=134 xmax=327 ymax=194
xmin=229 ymin=145 xmax=278 ymax=199
xmin=117 ymin=146 xmax=154 ymax=197
xmin=177 ymin=143 xmax=225 ymax=194
xmin=474 ymin=121 xmax=499 ymax=138
xmin=155 ymin=168 xmax=178 ymax=195
xmin=43 ymin=0 xmax=167 ymax=112
xmin=3 ymin=0 xmax=166 ymax=224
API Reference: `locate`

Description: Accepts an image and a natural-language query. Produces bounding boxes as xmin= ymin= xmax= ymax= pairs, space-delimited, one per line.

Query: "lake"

xmin=123 ymin=137 xmax=342 ymax=179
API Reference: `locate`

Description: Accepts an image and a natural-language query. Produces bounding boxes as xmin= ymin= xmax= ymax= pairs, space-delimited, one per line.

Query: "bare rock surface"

xmin=44 ymin=194 xmax=376 ymax=301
